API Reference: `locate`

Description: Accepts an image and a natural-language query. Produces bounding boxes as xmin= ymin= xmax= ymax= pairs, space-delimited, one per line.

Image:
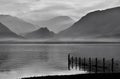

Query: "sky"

xmin=0 ymin=0 xmax=120 ymax=21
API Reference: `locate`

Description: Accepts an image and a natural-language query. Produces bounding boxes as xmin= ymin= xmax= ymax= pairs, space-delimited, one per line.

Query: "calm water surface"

xmin=0 ymin=44 xmax=120 ymax=78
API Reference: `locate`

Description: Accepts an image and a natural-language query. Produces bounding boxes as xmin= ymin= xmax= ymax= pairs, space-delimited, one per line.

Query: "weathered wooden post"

xmin=103 ymin=58 xmax=106 ymax=73
xmin=83 ymin=57 xmax=86 ymax=71
xmin=71 ymin=56 xmax=74 ymax=69
xmin=89 ymin=58 xmax=92 ymax=73
xmin=79 ymin=57 xmax=81 ymax=70
xmin=95 ymin=58 xmax=98 ymax=73
xmin=75 ymin=57 xmax=78 ymax=70
xmin=68 ymin=54 xmax=71 ymax=70
xmin=111 ymin=58 xmax=114 ymax=73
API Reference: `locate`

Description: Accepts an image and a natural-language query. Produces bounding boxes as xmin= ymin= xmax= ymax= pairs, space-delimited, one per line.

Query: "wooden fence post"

xmin=75 ymin=57 xmax=78 ymax=70
xmin=83 ymin=57 xmax=86 ymax=71
xmin=95 ymin=58 xmax=98 ymax=73
xmin=71 ymin=56 xmax=74 ymax=69
xmin=89 ymin=58 xmax=92 ymax=73
xmin=68 ymin=54 xmax=71 ymax=70
xmin=103 ymin=58 xmax=105 ymax=73
xmin=79 ymin=57 xmax=81 ymax=70
xmin=111 ymin=58 xmax=114 ymax=73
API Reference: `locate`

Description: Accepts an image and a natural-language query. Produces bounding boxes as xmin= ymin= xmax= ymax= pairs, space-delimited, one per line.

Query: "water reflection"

xmin=0 ymin=44 xmax=119 ymax=78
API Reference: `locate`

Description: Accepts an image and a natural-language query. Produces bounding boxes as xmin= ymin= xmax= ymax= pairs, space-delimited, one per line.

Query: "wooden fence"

xmin=68 ymin=54 xmax=118 ymax=73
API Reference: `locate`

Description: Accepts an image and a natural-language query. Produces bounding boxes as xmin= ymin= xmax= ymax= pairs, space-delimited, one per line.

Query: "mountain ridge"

xmin=57 ymin=7 xmax=120 ymax=39
xmin=0 ymin=15 xmax=37 ymax=35
xmin=25 ymin=27 xmax=55 ymax=39
xmin=0 ymin=22 xmax=21 ymax=39
xmin=24 ymin=16 xmax=75 ymax=33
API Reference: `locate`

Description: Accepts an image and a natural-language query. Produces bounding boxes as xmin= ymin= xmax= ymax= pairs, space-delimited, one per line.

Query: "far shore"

xmin=0 ymin=41 xmax=120 ymax=44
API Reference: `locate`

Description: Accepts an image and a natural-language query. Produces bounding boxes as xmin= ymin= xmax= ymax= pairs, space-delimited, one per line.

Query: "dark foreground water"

xmin=0 ymin=44 xmax=120 ymax=79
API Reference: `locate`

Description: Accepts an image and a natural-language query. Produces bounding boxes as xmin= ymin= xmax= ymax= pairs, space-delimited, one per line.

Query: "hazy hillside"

xmin=0 ymin=15 xmax=37 ymax=35
xmin=27 ymin=16 xmax=75 ymax=33
xmin=0 ymin=22 xmax=21 ymax=38
xmin=25 ymin=27 xmax=55 ymax=39
xmin=57 ymin=7 xmax=120 ymax=39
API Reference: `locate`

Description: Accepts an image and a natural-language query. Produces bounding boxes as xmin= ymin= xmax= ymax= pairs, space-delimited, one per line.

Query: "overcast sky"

xmin=0 ymin=0 xmax=120 ymax=21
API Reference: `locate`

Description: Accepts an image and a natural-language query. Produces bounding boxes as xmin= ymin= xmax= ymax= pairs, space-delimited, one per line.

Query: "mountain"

xmin=0 ymin=22 xmax=21 ymax=38
xmin=25 ymin=27 xmax=54 ymax=39
xmin=0 ymin=15 xmax=37 ymax=35
xmin=57 ymin=7 xmax=120 ymax=38
xmin=27 ymin=16 xmax=75 ymax=33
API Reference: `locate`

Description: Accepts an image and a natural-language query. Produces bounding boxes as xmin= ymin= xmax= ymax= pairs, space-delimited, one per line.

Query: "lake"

xmin=0 ymin=44 xmax=120 ymax=79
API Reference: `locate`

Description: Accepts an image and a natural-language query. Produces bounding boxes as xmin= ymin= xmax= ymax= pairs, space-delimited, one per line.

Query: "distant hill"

xmin=57 ymin=7 xmax=120 ymax=39
xmin=0 ymin=22 xmax=21 ymax=38
xmin=0 ymin=15 xmax=37 ymax=35
xmin=27 ymin=16 xmax=75 ymax=33
xmin=25 ymin=27 xmax=55 ymax=39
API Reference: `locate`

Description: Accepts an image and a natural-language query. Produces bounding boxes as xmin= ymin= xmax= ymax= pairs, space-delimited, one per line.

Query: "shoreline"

xmin=0 ymin=41 xmax=120 ymax=44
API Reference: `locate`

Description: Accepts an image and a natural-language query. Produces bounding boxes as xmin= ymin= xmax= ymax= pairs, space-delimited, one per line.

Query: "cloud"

xmin=0 ymin=0 xmax=40 ymax=15
xmin=0 ymin=0 xmax=120 ymax=21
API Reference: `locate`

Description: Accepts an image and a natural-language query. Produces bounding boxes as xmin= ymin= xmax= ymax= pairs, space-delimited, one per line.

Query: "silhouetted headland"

xmin=22 ymin=73 xmax=120 ymax=79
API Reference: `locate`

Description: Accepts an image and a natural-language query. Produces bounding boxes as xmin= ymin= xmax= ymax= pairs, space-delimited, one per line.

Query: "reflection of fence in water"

xmin=68 ymin=54 xmax=120 ymax=73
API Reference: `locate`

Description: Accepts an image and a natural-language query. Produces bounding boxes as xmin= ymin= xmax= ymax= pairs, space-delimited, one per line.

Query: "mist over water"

xmin=0 ymin=44 xmax=120 ymax=79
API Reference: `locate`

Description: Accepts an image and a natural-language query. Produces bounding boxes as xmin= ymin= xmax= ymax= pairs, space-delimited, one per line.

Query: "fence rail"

xmin=68 ymin=54 xmax=119 ymax=73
